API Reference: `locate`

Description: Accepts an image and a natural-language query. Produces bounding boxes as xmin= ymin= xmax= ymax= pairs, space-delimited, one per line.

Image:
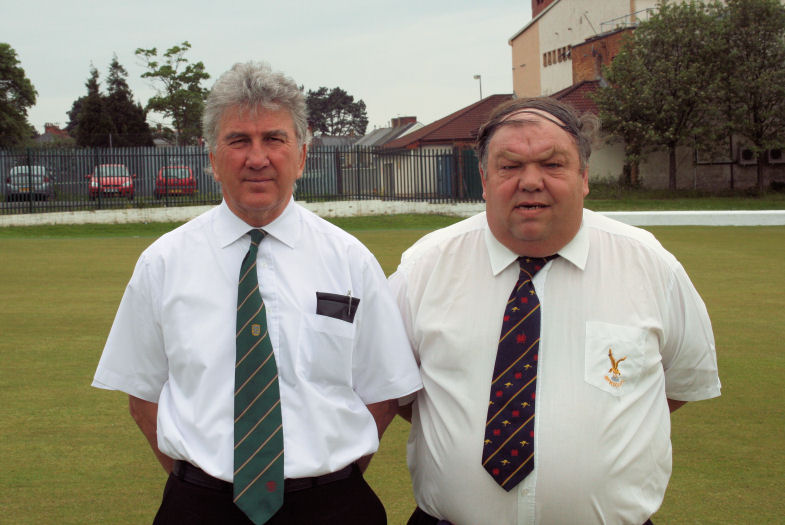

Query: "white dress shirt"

xmin=389 ymin=209 xmax=720 ymax=525
xmin=93 ymin=199 xmax=422 ymax=481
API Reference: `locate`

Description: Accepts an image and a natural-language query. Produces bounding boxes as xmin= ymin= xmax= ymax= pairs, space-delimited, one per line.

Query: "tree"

xmin=65 ymin=96 xmax=85 ymax=136
xmin=105 ymin=55 xmax=153 ymax=147
xmin=306 ymin=87 xmax=368 ymax=136
xmin=74 ymin=66 xmax=116 ymax=147
xmin=592 ymin=34 xmax=651 ymax=186
xmin=721 ymin=0 xmax=785 ymax=194
xmin=594 ymin=1 xmax=725 ymax=189
xmin=0 ymin=42 xmax=37 ymax=148
xmin=135 ymin=41 xmax=210 ymax=145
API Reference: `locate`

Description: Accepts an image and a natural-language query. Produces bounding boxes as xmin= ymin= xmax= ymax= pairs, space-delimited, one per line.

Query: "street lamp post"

xmin=473 ymin=74 xmax=483 ymax=100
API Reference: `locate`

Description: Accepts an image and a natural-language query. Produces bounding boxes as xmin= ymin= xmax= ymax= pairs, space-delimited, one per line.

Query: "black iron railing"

xmin=0 ymin=145 xmax=484 ymax=215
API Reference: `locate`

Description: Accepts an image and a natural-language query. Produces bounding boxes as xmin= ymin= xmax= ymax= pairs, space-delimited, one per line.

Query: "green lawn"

xmin=0 ymin=216 xmax=783 ymax=524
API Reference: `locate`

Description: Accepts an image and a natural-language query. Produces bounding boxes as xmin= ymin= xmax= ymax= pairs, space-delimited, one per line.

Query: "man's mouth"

xmin=516 ymin=203 xmax=548 ymax=210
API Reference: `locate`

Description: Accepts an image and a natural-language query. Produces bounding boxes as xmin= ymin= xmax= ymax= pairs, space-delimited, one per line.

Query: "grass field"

xmin=1 ymin=215 xmax=783 ymax=524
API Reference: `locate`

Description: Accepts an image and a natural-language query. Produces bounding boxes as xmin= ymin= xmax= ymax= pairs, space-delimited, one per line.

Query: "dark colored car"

xmin=87 ymin=164 xmax=135 ymax=200
xmin=5 ymin=165 xmax=53 ymax=201
xmin=155 ymin=165 xmax=197 ymax=198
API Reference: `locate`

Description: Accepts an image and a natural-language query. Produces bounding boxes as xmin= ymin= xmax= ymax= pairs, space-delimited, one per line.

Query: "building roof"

xmin=384 ymin=94 xmax=513 ymax=149
xmin=310 ymin=135 xmax=358 ymax=148
xmin=551 ymin=80 xmax=600 ymax=115
xmin=355 ymin=122 xmax=421 ymax=147
xmin=508 ymin=0 xmax=561 ymax=43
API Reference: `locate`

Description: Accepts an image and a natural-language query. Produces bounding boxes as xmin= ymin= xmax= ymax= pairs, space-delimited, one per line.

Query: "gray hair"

xmin=476 ymin=97 xmax=598 ymax=173
xmin=202 ymin=62 xmax=308 ymax=151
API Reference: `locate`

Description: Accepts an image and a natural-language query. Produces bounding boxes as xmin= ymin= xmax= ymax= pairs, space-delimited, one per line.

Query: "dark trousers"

xmin=153 ymin=463 xmax=386 ymax=525
xmin=408 ymin=506 xmax=654 ymax=525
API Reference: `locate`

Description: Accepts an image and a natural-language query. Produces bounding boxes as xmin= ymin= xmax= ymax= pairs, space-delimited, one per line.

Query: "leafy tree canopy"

xmin=135 ymin=41 xmax=210 ymax=146
xmin=594 ymin=1 xmax=725 ymax=189
xmin=306 ymin=86 xmax=368 ymax=137
xmin=74 ymin=66 xmax=115 ymax=148
xmin=595 ymin=0 xmax=785 ymax=193
xmin=0 ymin=42 xmax=37 ymax=148
xmin=70 ymin=57 xmax=153 ymax=148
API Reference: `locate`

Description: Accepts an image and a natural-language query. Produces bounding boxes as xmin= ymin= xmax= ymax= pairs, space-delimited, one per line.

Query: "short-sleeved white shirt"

xmin=389 ymin=209 xmax=720 ymax=525
xmin=93 ymin=199 xmax=422 ymax=481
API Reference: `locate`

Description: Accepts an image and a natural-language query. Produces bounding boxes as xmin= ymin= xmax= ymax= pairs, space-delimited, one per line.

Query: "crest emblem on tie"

xmin=604 ymin=348 xmax=627 ymax=387
xmin=251 ymin=324 xmax=261 ymax=337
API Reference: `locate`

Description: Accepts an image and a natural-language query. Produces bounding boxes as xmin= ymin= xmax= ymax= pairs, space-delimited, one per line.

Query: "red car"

xmin=87 ymin=164 xmax=135 ymax=200
xmin=155 ymin=165 xmax=197 ymax=198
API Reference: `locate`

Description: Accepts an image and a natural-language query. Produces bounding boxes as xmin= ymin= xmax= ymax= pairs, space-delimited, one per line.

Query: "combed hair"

xmin=202 ymin=62 xmax=308 ymax=151
xmin=475 ymin=97 xmax=598 ymax=173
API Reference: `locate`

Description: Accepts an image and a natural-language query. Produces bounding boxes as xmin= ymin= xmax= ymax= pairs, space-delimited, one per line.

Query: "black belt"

xmin=172 ymin=460 xmax=356 ymax=494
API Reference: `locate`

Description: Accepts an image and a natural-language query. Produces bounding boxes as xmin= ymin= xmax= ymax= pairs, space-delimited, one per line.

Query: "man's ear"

xmin=209 ymin=151 xmax=220 ymax=183
xmin=296 ymin=143 xmax=307 ymax=180
xmin=581 ymin=167 xmax=589 ymax=197
xmin=479 ymin=163 xmax=487 ymax=201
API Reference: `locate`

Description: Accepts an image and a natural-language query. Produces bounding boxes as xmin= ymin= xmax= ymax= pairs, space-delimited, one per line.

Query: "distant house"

xmin=354 ymin=116 xmax=422 ymax=148
xmin=34 ymin=124 xmax=72 ymax=145
xmin=309 ymin=135 xmax=358 ymax=148
xmin=380 ymin=94 xmax=513 ymax=200
xmin=384 ymin=95 xmax=512 ymax=151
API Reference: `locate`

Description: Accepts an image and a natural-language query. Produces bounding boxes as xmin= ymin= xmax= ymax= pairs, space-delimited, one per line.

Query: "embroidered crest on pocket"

xmin=603 ymin=348 xmax=627 ymax=388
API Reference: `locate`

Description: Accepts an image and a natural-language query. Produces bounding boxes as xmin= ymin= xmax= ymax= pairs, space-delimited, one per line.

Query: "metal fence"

xmin=0 ymin=145 xmax=484 ymax=215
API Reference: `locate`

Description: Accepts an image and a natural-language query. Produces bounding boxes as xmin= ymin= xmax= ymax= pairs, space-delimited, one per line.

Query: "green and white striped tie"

xmin=234 ymin=229 xmax=284 ymax=524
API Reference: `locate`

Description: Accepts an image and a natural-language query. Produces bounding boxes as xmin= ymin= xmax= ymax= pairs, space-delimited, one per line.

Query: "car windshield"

xmin=162 ymin=167 xmax=191 ymax=179
xmin=10 ymin=173 xmax=46 ymax=183
xmin=95 ymin=165 xmax=129 ymax=177
xmin=10 ymin=166 xmax=46 ymax=177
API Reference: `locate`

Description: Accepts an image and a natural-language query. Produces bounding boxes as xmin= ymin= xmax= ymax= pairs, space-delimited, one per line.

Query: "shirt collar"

xmin=214 ymin=197 xmax=301 ymax=249
xmin=483 ymin=209 xmax=589 ymax=276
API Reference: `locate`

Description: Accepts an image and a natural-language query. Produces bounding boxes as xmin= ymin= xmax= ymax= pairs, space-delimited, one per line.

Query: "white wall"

xmin=2 ymin=203 xmax=784 ymax=227
xmin=537 ymin=0 xmax=659 ymax=94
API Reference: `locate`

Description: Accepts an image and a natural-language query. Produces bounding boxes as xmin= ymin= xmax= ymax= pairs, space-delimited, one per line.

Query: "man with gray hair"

xmin=93 ymin=62 xmax=421 ymax=524
xmin=389 ymin=97 xmax=720 ymax=524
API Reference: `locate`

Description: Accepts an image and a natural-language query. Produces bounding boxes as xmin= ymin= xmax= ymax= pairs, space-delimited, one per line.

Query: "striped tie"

xmin=482 ymin=256 xmax=554 ymax=491
xmin=234 ymin=229 xmax=284 ymax=524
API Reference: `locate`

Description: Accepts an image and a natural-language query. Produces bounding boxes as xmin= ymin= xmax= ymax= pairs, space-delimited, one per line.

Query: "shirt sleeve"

xmin=91 ymin=251 xmax=168 ymax=402
xmin=659 ymin=261 xmax=721 ymax=402
xmin=350 ymin=253 xmax=422 ymax=405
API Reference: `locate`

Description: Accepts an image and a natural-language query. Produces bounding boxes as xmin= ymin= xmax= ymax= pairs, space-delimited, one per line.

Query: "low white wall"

xmin=1 ymin=200 xmax=784 ymax=227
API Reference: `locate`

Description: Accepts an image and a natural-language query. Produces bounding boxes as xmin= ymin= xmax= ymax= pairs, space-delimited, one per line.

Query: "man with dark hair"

xmin=390 ymin=97 xmax=720 ymax=524
xmin=93 ymin=62 xmax=421 ymax=524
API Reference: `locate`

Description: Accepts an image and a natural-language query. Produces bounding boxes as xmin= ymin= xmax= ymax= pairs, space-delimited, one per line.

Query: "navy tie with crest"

xmin=482 ymin=255 xmax=555 ymax=491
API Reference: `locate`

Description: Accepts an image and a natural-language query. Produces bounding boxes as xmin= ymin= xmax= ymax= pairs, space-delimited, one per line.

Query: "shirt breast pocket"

xmin=584 ymin=321 xmax=658 ymax=397
xmin=296 ymin=313 xmax=356 ymax=384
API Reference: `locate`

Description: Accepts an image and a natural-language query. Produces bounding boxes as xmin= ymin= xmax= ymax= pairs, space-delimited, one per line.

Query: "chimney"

xmin=391 ymin=116 xmax=417 ymax=127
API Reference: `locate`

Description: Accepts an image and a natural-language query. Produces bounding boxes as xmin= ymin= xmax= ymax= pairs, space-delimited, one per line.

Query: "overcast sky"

xmin=3 ymin=0 xmax=532 ymax=134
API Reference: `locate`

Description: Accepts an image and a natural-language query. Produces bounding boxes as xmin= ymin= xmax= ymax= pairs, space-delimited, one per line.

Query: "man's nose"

xmin=245 ymin=142 xmax=271 ymax=169
xmin=517 ymin=164 xmax=544 ymax=191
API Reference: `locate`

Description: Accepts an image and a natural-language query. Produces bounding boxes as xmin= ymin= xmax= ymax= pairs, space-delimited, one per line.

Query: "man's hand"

xmin=357 ymin=399 xmax=398 ymax=472
xmin=667 ymin=399 xmax=687 ymax=413
xmin=128 ymin=395 xmax=173 ymax=474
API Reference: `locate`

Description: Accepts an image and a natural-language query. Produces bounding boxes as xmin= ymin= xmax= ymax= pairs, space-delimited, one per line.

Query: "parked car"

xmin=154 ymin=165 xmax=197 ymax=198
xmin=86 ymin=164 xmax=135 ymax=200
xmin=5 ymin=165 xmax=53 ymax=201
